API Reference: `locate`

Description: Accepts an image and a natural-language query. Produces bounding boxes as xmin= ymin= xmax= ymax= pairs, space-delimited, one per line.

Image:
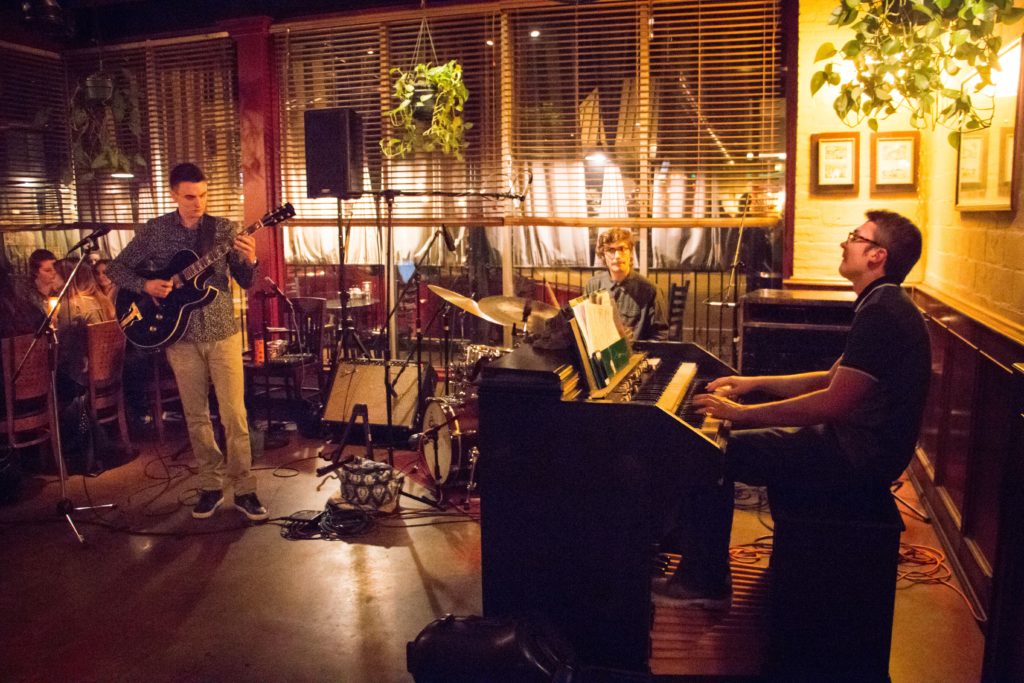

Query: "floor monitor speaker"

xmin=323 ymin=360 xmax=434 ymax=441
xmin=304 ymin=108 xmax=364 ymax=199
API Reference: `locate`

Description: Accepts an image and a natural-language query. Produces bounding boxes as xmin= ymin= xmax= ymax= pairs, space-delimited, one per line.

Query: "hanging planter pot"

xmin=380 ymin=60 xmax=471 ymax=159
xmin=83 ymin=71 xmax=114 ymax=102
xmin=411 ymin=82 xmax=436 ymax=124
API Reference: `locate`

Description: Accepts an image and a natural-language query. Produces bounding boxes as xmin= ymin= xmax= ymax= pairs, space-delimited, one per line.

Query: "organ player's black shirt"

xmin=834 ymin=276 xmax=931 ymax=483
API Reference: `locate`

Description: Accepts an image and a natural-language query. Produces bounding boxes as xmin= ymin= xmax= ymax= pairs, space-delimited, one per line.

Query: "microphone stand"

xmin=335 ymin=197 xmax=369 ymax=362
xmin=13 ymin=239 xmax=115 ymax=544
xmin=704 ymin=197 xmax=751 ymax=365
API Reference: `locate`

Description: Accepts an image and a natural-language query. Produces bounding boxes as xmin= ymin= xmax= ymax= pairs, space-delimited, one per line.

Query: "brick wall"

xmin=795 ymin=0 xmax=1024 ymax=330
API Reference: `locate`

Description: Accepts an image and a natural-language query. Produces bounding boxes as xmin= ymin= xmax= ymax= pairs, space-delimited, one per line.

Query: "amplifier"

xmin=323 ymin=359 xmax=435 ymax=442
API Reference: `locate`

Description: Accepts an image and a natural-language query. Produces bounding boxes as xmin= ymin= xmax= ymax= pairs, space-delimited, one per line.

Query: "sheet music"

xmin=569 ymin=290 xmax=631 ymax=390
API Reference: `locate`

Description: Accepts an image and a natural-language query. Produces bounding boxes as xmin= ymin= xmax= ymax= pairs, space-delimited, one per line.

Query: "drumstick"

xmin=544 ymin=280 xmax=559 ymax=307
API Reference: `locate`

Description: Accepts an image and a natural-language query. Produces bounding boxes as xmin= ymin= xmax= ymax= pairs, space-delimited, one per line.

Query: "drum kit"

xmin=418 ymin=285 xmax=560 ymax=501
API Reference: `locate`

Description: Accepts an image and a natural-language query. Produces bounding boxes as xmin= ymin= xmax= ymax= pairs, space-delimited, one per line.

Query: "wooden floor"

xmin=650 ymin=561 xmax=769 ymax=678
xmin=0 ymin=418 xmax=989 ymax=682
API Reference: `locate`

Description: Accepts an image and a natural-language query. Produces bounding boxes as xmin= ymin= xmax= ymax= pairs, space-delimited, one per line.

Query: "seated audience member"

xmin=0 ymin=261 xmax=46 ymax=340
xmin=93 ymin=259 xmax=117 ymax=301
xmin=52 ymin=259 xmax=130 ymax=472
xmin=53 ymin=258 xmax=115 ymax=396
xmin=16 ymin=249 xmax=63 ymax=316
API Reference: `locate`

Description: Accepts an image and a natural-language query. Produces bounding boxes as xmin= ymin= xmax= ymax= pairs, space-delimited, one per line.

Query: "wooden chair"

xmin=666 ymin=280 xmax=691 ymax=341
xmin=1 ymin=333 xmax=59 ymax=465
xmin=85 ymin=320 xmax=131 ymax=449
xmin=274 ymin=296 xmax=328 ymax=400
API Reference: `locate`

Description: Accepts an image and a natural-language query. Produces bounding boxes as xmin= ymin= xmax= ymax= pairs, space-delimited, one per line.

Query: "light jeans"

xmin=165 ymin=331 xmax=256 ymax=495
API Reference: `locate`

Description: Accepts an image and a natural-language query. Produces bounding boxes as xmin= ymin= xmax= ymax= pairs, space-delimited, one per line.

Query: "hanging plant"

xmin=381 ymin=60 xmax=472 ymax=159
xmin=809 ymin=0 xmax=1024 ymax=146
xmin=69 ymin=67 xmax=147 ymax=183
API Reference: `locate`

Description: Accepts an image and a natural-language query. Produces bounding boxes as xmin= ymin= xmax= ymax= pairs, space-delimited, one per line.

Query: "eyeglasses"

xmin=846 ymin=231 xmax=884 ymax=248
xmin=602 ymin=245 xmax=632 ymax=254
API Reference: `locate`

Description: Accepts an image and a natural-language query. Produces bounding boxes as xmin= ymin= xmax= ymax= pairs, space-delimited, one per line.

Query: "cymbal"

xmin=477 ymin=296 xmax=559 ymax=327
xmin=427 ymin=284 xmax=503 ymax=325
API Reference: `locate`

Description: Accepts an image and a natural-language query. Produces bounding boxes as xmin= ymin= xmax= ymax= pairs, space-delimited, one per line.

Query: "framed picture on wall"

xmin=958 ymin=132 xmax=987 ymax=191
xmin=999 ymin=126 xmax=1015 ymax=194
xmin=811 ymin=132 xmax=859 ymax=194
xmin=870 ymin=131 xmax=918 ymax=193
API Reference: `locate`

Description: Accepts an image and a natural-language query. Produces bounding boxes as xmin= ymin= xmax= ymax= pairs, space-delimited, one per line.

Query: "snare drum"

xmin=420 ymin=396 xmax=479 ymax=486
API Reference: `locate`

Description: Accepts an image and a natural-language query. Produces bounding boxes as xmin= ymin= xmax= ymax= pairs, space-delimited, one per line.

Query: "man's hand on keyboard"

xmin=693 ymin=390 xmax=746 ymax=423
xmin=705 ymin=374 xmax=758 ymax=399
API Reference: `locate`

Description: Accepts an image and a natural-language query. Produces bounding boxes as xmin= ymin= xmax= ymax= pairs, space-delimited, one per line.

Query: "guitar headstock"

xmin=262 ymin=203 xmax=296 ymax=227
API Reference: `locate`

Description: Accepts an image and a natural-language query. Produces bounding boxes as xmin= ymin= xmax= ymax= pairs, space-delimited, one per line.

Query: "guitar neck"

xmin=179 ymin=219 xmax=263 ymax=282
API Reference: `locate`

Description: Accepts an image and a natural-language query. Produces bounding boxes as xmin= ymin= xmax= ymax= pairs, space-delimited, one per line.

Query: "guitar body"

xmin=116 ymin=250 xmax=218 ymax=349
xmin=112 ymin=203 xmax=294 ymax=349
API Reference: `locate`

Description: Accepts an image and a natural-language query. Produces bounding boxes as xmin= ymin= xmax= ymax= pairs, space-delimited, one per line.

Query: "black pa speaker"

xmin=304 ymin=108 xmax=364 ymax=199
xmin=323 ymin=360 xmax=436 ymax=442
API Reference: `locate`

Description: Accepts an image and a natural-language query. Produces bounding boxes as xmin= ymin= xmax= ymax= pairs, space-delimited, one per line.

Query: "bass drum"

xmin=420 ymin=396 xmax=479 ymax=487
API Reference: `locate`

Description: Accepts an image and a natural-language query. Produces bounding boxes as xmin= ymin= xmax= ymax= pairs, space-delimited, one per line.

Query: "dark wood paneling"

xmin=917 ymin=318 xmax=948 ymax=474
xmin=982 ymin=363 xmax=1024 ymax=682
xmin=936 ymin=332 xmax=978 ymax=518
xmin=908 ymin=290 xmax=1023 ymax=681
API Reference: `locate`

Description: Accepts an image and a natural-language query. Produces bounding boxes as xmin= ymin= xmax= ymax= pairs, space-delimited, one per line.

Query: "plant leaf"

xmin=815 ymin=42 xmax=838 ymax=62
xmin=811 ymin=71 xmax=828 ymax=94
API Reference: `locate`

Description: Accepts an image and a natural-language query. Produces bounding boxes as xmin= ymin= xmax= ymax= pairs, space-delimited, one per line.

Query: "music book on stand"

xmin=566 ymin=291 xmax=632 ymax=395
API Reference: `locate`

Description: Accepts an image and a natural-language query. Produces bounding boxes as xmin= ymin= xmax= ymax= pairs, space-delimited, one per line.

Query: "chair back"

xmin=86 ymin=320 xmax=126 ymax=389
xmin=666 ymin=280 xmax=691 ymax=341
xmin=288 ymin=297 xmax=327 ymax=360
xmin=1 ymin=333 xmax=57 ymax=455
xmin=85 ymin=320 xmax=131 ymax=444
xmin=2 ymin=334 xmax=51 ymax=405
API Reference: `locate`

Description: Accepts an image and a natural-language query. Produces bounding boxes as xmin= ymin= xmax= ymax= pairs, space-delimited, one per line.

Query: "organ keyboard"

xmin=477 ymin=340 xmax=736 ymax=671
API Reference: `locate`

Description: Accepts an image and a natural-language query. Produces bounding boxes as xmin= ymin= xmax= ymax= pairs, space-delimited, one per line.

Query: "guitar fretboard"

xmin=179 ymin=220 xmax=264 ymax=282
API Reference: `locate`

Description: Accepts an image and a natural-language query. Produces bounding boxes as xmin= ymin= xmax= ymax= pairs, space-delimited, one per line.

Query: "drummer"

xmin=585 ymin=228 xmax=669 ymax=342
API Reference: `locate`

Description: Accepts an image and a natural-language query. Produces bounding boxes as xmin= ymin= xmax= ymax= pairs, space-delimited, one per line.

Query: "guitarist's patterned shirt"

xmin=108 ymin=211 xmax=257 ymax=343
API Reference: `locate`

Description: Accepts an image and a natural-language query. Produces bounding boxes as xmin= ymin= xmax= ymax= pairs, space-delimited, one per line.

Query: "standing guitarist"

xmin=108 ymin=163 xmax=268 ymax=522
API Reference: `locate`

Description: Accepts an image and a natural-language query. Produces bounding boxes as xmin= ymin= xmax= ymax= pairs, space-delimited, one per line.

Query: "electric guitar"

xmin=116 ymin=203 xmax=295 ymax=349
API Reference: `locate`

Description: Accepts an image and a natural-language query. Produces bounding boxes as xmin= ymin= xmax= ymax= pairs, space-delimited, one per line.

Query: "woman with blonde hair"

xmin=55 ymin=258 xmax=115 ymax=325
xmin=53 ymin=258 xmax=115 ymax=395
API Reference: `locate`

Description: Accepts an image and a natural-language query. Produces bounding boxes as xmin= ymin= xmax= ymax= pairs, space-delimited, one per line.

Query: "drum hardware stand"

xmin=13 ymin=236 xmax=115 ymax=544
xmin=462 ymin=446 xmax=481 ymax=509
xmin=441 ymin=304 xmax=453 ymax=395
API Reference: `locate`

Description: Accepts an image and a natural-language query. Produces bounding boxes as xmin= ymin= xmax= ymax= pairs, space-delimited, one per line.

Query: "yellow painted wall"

xmin=796 ymin=0 xmax=1024 ymax=331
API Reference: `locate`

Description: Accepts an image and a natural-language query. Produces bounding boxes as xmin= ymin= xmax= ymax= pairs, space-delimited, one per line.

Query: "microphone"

xmin=68 ymin=225 xmax=112 ymax=252
xmin=440 ymin=225 xmax=457 ymax=252
xmin=264 ymin=276 xmax=288 ymax=300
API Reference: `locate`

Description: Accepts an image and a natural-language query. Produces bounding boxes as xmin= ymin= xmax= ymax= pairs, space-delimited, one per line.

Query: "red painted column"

xmin=221 ymin=17 xmax=284 ymax=327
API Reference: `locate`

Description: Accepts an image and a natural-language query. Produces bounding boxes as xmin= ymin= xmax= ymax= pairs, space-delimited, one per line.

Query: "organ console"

xmin=477 ymin=339 xmax=735 ymax=671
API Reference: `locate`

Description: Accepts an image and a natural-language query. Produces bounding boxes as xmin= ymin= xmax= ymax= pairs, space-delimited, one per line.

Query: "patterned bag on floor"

xmin=337 ymin=457 xmax=404 ymax=514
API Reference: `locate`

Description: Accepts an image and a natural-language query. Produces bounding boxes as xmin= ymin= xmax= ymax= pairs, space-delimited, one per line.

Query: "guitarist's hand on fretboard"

xmin=233 ymin=233 xmax=257 ymax=263
xmin=144 ymin=278 xmax=174 ymax=299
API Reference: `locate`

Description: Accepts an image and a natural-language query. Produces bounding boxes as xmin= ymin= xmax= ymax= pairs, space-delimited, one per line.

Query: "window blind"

xmin=64 ymin=35 xmax=242 ymax=227
xmin=508 ymin=0 xmax=784 ymax=227
xmin=274 ymin=10 xmax=503 ymax=264
xmin=0 ymin=42 xmax=69 ymax=230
